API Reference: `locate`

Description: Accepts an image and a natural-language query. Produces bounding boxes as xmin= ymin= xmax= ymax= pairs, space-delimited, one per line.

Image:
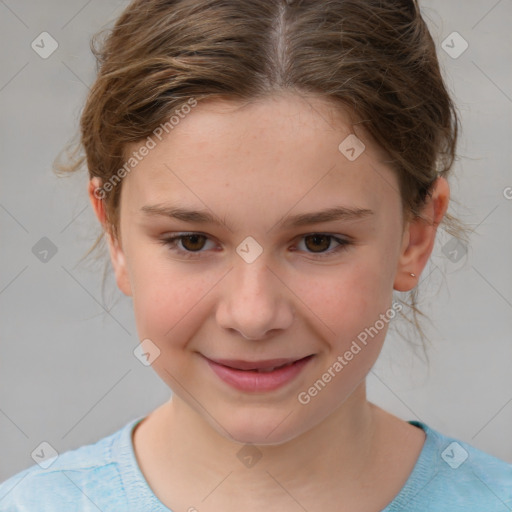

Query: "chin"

xmin=229 ymin=428 xmax=298 ymax=447
xmin=214 ymin=409 xmax=305 ymax=447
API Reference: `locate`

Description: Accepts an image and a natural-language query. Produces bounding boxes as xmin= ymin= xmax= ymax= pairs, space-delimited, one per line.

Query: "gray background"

xmin=0 ymin=0 xmax=511 ymax=482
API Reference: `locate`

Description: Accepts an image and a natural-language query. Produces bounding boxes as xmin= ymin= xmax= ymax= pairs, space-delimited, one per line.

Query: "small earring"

xmin=410 ymin=273 xmax=416 ymax=277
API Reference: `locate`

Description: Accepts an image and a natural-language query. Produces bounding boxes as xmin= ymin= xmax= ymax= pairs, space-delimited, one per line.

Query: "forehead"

xmin=119 ymin=93 xmax=399 ymax=224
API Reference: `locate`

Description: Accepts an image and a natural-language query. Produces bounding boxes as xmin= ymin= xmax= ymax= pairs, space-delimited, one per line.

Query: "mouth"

xmin=203 ymin=354 xmax=315 ymax=392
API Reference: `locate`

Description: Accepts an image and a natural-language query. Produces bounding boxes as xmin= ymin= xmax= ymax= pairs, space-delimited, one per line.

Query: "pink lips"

xmin=204 ymin=355 xmax=314 ymax=392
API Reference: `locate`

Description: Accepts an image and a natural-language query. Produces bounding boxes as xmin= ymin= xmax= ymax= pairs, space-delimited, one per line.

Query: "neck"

xmin=133 ymin=383 xmax=427 ymax=512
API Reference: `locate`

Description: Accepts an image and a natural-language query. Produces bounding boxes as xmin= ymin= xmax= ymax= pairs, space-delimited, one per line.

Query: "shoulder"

xmin=386 ymin=420 xmax=512 ymax=512
xmin=0 ymin=419 xmax=137 ymax=512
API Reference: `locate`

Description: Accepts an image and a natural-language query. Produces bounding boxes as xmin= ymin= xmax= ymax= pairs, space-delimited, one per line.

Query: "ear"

xmin=88 ymin=177 xmax=133 ymax=297
xmin=394 ymin=177 xmax=450 ymax=292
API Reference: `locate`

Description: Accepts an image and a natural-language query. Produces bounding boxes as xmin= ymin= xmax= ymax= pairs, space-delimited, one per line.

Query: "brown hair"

xmin=55 ymin=0 xmax=469 ymax=359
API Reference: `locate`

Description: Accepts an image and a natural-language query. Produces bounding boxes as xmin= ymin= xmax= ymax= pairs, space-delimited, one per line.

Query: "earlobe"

xmin=394 ymin=177 xmax=450 ymax=292
xmin=88 ymin=177 xmax=107 ymax=227
xmin=106 ymin=233 xmax=133 ymax=297
xmin=87 ymin=177 xmax=133 ymax=297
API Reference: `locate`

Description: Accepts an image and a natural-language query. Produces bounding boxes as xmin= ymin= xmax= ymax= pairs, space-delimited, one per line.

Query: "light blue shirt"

xmin=1 ymin=417 xmax=511 ymax=511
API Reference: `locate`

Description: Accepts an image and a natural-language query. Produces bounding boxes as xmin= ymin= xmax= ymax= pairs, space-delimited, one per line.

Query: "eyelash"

xmin=160 ymin=232 xmax=352 ymax=260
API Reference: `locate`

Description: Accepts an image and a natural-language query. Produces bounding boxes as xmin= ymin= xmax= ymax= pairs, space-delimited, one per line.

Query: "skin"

xmin=88 ymin=92 xmax=449 ymax=511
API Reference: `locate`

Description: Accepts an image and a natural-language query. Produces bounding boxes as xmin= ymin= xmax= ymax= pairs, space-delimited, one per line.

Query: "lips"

xmin=203 ymin=354 xmax=314 ymax=392
xmin=207 ymin=357 xmax=304 ymax=372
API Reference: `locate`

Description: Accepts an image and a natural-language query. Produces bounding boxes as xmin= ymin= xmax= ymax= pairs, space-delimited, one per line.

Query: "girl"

xmin=1 ymin=0 xmax=510 ymax=510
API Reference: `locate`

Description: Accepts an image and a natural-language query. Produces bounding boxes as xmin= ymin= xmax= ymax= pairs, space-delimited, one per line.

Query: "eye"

xmin=295 ymin=234 xmax=351 ymax=258
xmin=161 ymin=232 xmax=217 ymax=258
xmin=160 ymin=232 xmax=352 ymax=260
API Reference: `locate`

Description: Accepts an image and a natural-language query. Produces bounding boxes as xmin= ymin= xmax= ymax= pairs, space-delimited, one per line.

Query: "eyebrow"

xmin=140 ymin=204 xmax=374 ymax=229
xmin=276 ymin=206 xmax=374 ymax=228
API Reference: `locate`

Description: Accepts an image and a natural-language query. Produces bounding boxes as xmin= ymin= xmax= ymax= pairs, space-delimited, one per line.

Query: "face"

xmin=92 ymin=93 xmax=438 ymax=445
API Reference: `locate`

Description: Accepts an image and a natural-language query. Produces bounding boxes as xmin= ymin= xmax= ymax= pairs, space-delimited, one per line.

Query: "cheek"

xmin=291 ymin=259 xmax=391 ymax=338
xmin=292 ymin=264 xmax=393 ymax=410
xmin=128 ymin=255 xmax=221 ymax=343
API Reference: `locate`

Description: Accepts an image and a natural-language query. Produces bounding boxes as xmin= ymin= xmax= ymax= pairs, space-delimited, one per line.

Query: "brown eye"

xmin=304 ymin=234 xmax=332 ymax=252
xmin=180 ymin=234 xmax=207 ymax=251
xmin=161 ymin=233 xmax=216 ymax=259
xmin=172 ymin=235 xmax=206 ymax=251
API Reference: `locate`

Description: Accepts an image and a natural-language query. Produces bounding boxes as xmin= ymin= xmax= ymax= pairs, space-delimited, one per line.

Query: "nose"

xmin=216 ymin=257 xmax=294 ymax=340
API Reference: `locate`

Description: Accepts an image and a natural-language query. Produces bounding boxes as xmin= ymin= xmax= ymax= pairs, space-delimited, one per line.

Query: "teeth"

xmin=257 ymin=367 xmax=277 ymax=373
xmin=256 ymin=362 xmax=294 ymax=373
